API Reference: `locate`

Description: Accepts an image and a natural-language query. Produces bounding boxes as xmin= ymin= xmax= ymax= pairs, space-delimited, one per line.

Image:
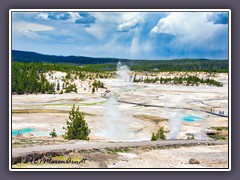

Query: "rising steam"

xmin=99 ymin=61 xmax=132 ymax=141
xmin=164 ymin=94 xmax=183 ymax=139
xmin=116 ymin=61 xmax=131 ymax=85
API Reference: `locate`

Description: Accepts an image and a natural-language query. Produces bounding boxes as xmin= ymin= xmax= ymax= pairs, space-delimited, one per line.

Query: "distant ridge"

xmin=12 ymin=50 xmax=227 ymax=65
xmin=12 ymin=50 xmax=123 ymax=64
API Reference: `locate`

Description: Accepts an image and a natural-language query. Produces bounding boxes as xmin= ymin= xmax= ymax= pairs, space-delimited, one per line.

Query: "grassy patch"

xmin=20 ymin=139 xmax=28 ymax=142
xmin=209 ymin=134 xmax=228 ymax=140
xmin=12 ymin=162 xmax=32 ymax=168
xmin=12 ymin=109 xmax=95 ymax=116
xmin=208 ymin=126 xmax=228 ymax=140
xmin=210 ymin=126 xmax=228 ymax=131
xmin=106 ymin=148 xmax=129 ymax=154
xmin=12 ymin=109 xmax=69 ymax=114
xmin=53 ymin=155 xmax=82 ymax=161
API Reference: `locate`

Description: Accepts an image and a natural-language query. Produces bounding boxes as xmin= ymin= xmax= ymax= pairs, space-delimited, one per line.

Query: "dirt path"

xmin=12 ymin=140 xmax=227 ymax=158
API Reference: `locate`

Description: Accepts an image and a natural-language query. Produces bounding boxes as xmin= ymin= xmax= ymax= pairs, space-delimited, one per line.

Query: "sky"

xmin=12 ymin=11 xmax=229 ymax=60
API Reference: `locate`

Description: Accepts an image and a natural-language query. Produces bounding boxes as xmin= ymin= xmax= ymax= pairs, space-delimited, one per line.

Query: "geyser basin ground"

xmin=12 ymin=73 xmax=228 ymax=141
xmin=11 ymin=72 xmax=228 ymax=169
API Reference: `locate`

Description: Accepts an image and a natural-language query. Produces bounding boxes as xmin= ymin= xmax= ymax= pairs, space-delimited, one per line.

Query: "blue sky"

xmin=12 ymin=11 xmax=229 ymax=60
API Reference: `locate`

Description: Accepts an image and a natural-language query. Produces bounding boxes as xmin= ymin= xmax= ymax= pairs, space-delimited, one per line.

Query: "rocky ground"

xmin=12 ymin=143 xmax=228 ymax=169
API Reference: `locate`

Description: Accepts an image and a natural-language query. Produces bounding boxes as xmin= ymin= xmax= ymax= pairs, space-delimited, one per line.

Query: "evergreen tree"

xmin=63 ymin=105 xmax=91 ymax=140
xmin=57 ymin=81 xmax=60 ymax=91
xmin=92 ymin=87 xmax=95 ymax=94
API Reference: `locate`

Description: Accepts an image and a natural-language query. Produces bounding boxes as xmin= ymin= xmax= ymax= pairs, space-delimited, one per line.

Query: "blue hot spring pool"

xmin=182 ymin=115 xmax=204 ymax=122
xmin=12 ymin=128 xmax=34 ymax=136
xmin=12 ymin=128 xmax=50 ymax=137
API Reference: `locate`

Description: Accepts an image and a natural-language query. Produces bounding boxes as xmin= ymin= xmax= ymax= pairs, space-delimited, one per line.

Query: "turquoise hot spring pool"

xmin=182 ymin=115 xmax=204 ymax=122
xmin=12 ymin=128 xmax=49 ymax=137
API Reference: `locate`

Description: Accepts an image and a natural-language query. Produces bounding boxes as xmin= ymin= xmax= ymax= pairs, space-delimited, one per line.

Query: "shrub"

xmin=209 ymin=134 xmax=228 ymax=140
xmin=151 ymin=132 xmax=158 ymax=141
xmin=151 ymin=126 xmax=166 ymax=141
xmin=187 ymin=134 xmax=195 ymax=140
xmin=50 ymin=128 xmax=57 ymax=137
xmin=63 ymin=105 xmax=91 ymax=140
xmin=65 ymin=84 xmax=77 ymax=93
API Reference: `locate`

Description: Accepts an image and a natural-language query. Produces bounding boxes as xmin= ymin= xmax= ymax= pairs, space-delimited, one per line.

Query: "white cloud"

xmin=83 ymin=12 xmax=150 ymax=57
xmin=150 ymin=12 xmax=227 ymax=44
xmin=84 ymin=12 xmax=146 ymax=39
xmin=35 ymin=12 xmax=85 ymax=23
xmin=35 ymin=12 xmax=49 ymax=20
xmin=68 ymin=12 xmax=81 ymax=23
xmin=118 ymin=12 xmax=145 ymax=31
xmin=84 ymin=24 xmax=106 ymax=39
xmin=13 ymin=21 xmax=54 ymax=38
xmin=83 ymin=12 xmax=117 ymax=39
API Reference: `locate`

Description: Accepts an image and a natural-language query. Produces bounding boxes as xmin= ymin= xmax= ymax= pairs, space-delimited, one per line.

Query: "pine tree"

xmin=92 ymin=87 xmax=95 ymax=94
xmin=63 ymin=105 xmax=91 ymax=140
xmin=57 ymin=81 xmax=60 ymax=91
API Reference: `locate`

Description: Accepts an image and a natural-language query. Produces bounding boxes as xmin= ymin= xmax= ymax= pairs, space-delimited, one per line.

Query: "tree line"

xmin=13 ymin=50 xmax=228 ymax=73
xmin=133 ymin=75 xmax=224 ymax=87
xmin=12 ymin=62 xmax=108 ymax=95
xmin=12 ymin=61 xmax=226 ymax=94
xmin=12 ymin=62 xmax=55 ymax=94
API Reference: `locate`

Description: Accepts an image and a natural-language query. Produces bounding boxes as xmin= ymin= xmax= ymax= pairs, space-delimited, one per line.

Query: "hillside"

xmin=12 ymin=50 xmax=120 ymax=64
xmin=12 ymin=50 xmax=228 ymax=72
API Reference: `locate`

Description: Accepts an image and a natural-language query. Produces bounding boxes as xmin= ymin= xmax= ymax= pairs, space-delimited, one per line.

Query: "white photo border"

xmin=9 ymin=9 xmax=231 ymax=171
